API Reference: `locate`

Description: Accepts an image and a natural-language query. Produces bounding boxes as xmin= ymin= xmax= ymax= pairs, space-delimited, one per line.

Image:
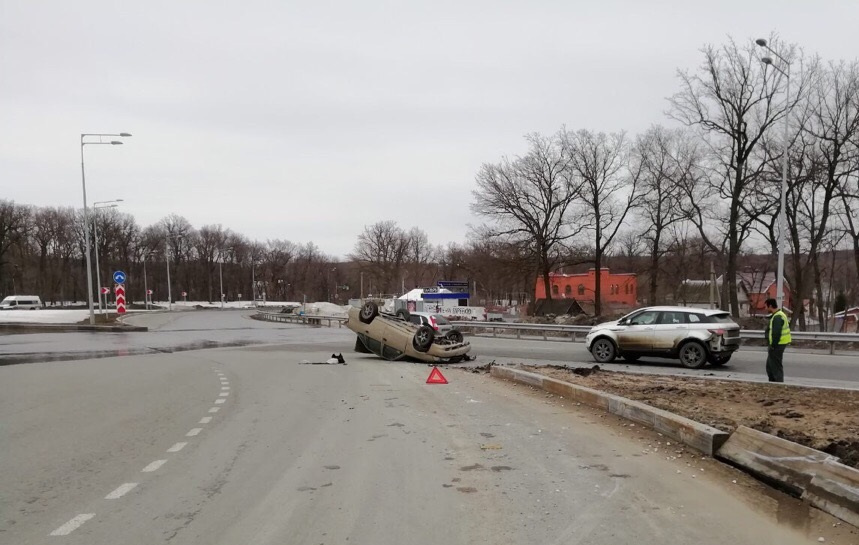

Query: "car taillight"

xmin=429 ymin=316 xmax=438 ymax=330
xmin=708 ymin=329 xmax=726 ymax=336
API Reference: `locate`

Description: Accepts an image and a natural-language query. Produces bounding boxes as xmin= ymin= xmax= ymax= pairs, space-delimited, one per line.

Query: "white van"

xmin=0 ymin=295 xmax=43 ymax=310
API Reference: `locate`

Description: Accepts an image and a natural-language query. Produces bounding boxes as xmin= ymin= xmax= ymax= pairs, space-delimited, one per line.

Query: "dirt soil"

xmin=521 ymin=365 xmax=859 ymax=469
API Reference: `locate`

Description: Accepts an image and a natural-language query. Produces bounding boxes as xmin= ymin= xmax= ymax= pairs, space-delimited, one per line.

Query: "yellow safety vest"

xmin=768 ymin=309 xmax=792 ymax=345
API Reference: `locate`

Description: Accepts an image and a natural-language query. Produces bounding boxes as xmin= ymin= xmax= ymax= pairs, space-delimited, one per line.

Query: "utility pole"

xmin=709 ymin=262 xmax=717 ymax=309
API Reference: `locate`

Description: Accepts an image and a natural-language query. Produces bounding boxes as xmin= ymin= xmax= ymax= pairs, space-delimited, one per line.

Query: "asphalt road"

xmin=3 ymin=311 xmax=858 ymax=391
xmin=1 ymin=338 xmax=846 ymax=544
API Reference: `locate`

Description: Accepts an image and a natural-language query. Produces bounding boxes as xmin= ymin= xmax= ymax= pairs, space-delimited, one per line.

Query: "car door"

xmin=652 ymin=311 xmax=689 ymax=352
xmin=616 ymin=310 xmax=660 ymax=351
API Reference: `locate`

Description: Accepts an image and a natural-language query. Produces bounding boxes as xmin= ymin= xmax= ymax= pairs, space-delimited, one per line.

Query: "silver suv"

xmin=585 ymin=306 xmax=741 ymax=369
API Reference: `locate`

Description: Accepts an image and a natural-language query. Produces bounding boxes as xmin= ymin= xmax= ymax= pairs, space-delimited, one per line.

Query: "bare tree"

xmin=564 ymin=129 xmax=638 ymax=315
xmin=669 ymin=36 xmax=808 ymax=317
xmin=472 ymin=132 xmax=580 ymax=301
xmin=0 ymin=200 xmax=31 ymax=293
xmin=350 ymin=220 xmax=410 ymax=294
xmin=631 ymin=126 xmax=699 ymax=305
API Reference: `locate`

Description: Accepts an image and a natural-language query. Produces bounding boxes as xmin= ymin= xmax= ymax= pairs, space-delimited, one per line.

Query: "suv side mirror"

xmin=618 ymin=318 xmax=627 ymax=325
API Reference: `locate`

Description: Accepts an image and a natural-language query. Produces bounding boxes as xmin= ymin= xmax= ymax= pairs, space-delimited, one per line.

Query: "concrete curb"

xmin=805 ymin=459 xmax=859 ymax=528
xmin=0 ymin=323 xmax=148 ymax=333
xmin=716 ymin=426 xmax=859 ymax=528
xmin=490 ymin=366 xmax=728 ymax=456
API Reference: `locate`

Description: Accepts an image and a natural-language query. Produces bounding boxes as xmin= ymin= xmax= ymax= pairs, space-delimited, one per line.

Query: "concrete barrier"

xmin=716 ymin=426 xmax=859 ymax=527
xmin=804 ymin=459 xmax=859 ymax=528
xmin=716 ymin=425 xmax=838 ymax=496
xmin=490 ymin=366 xmax=728 ymax=455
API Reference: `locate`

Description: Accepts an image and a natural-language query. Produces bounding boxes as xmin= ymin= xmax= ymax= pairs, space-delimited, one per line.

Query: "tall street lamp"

xmin=142 ymin=251 xmax=153 ymax=310
xmin=218 ymin=247 xmax=234 ymax=309
xmin=80 ymin=132 xmax=131 ymax=324
xmin=756 ymin=38 xmax=791 ymax=310
xmin=92 ymin=199 xmax=123 ymax=314
xmin=165 ymin=235 xmax=184 ymax=311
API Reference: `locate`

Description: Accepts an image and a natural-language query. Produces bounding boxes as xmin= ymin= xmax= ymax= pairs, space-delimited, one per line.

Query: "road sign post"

xmin=115 ymin=284 xmax=126 ymax=314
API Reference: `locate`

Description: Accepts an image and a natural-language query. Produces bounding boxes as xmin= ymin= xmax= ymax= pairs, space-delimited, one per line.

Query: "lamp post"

xmin=142 ymin=251 xmax=152 ymax=310
xmin=218 ymin=247 xmax=233 ymax=309
xmin=327 ymin=267 xmax=337 ymax=302
xmin=92 ymin=199 xmax=123 ymax=314
xmin=165 ymin=235 xmax=183 ymax=311
xmin=756 ymin=38 xmax=791 ymax=310
xmin=80 ymin=132 xmax=131 ymax=324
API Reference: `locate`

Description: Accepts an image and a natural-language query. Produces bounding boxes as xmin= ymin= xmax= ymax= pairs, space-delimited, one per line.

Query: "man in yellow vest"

xmin=764 ymin=298 xmax=791 ymax=382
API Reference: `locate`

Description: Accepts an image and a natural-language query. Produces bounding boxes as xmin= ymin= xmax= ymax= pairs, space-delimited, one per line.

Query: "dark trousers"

xmin=766 ymin=344 xmax=786 ymax=382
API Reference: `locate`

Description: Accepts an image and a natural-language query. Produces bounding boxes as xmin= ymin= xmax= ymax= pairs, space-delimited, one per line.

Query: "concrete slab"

xmin=804 ymin=459 xmax=859 ymax=528
xmin=491 ymin=365 xmax=729 ymax=455
xmin=716 ymin=425 xmax=839 ymax=496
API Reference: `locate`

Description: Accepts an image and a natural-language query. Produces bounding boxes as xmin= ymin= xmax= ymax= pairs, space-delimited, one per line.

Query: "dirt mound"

xmin=524 ymin=365 xmax=859 ymax=469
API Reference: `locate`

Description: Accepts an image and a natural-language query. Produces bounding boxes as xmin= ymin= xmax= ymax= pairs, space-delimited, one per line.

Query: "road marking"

xmin=215 ymin=398 xmax=226 ymax=404
xmin=186 ymin=428 xmax=202 ymax=437
xmin=105 ymin=482 xmax=138 ymax=500
xmin=219 ymin=392 xmax=229 ymax=397
xmin=199 ymin=416 xmax=213 ymax=424
xmin=167 ymin=442 xmax=187 ymax=453
xmin=221 ymin=386 xmax=230 ymax=390
xmin=50 ymin=514 xmax=95 ymax=536
xmin=209 ymin=407 xmax=220 ymax=413
xmin=142 ymin=459 xmax=167 ymax=472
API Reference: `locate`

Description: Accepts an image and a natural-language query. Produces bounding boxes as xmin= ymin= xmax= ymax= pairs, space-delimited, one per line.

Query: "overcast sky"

xmin=2 ymin=0 xmax=857 ymax=258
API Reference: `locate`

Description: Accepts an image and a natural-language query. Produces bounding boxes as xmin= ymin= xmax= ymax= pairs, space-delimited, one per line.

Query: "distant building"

xmin=534 ymin=268 xmax=637 ymax=309
xmin=675 ymin=271 xmax=791 ymax=316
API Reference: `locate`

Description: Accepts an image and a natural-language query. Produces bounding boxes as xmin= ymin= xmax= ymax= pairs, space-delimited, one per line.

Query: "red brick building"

xmin=534 ymin=268 xmax=638 ymax=308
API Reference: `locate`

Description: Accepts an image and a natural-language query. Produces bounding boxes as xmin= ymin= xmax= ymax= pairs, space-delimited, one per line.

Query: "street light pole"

xmin=219 ymin=260 xmax=224 ymax=310
xmin=143 ymin=253 xmax=150 ymax=310
xmin=756 ymin=38 xmax=791 ymax=310
xmin=166 ymin=244 xmax=173 ymax=311
xmin=92 ymin=200 xmax=123 ymax=315
xmin=80 ymin=133 xmax=131 ymax=324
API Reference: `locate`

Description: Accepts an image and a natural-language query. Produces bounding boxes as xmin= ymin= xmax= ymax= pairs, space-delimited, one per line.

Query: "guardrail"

xmin=449 ymin=321 xmax=859 ymax=354
xmin=254 ymin=312 xmax=347 ymax=328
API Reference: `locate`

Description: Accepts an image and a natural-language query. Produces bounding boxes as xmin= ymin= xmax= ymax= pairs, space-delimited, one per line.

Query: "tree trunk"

xmin=594 ymin=251 xmax=602 ymax=316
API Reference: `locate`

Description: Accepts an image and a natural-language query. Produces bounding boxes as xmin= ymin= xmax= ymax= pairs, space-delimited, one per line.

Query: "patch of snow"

xmin=0 ymin=309 xmax=91 ymax=324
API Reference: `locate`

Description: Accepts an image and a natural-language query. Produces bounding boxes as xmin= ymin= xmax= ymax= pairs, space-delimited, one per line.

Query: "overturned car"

xmin=346 ymin=301 xmax=472 ymax=363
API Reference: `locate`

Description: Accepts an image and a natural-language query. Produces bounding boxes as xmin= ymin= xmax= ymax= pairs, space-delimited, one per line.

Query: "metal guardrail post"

xmin=830 ymin=341 xmax=835 ymax=355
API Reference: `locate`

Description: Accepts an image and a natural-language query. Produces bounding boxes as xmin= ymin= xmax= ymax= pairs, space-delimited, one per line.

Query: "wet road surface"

xmin=3 ymin=310 xmax=858 ymax=390
xmin=2 ymin=341 xmax=850 ymax=544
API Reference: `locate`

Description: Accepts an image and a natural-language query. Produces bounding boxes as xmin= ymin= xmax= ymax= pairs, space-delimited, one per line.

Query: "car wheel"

xmin=445 ymin=330 xmax=464 ymax=343
xmin=412 ymin=325 xmax=435 ymax=352
xmin=623 ymin=354 xmax=640 ymax=362
xmin=590 ymin=338 xmax=616 ymax=363
xmin=354 ymin=336 xmax=371 ymax=353
xmin=395 ymin=309 xmax=410 ymax=321
xmin=679 ymin=342 xmax=707 ymax=369
xmin=359 ymin=301 xmax=379 ymax=324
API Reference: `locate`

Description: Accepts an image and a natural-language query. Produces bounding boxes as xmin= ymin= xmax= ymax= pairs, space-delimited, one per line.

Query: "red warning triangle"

xmin=426 ymin=366 xmax=448 ymax=384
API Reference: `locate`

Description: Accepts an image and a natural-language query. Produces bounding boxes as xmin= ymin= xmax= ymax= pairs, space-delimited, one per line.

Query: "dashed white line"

xmin=105 ymin=482 xmax=138 ymax=500
xmin=167 ymin=442 xmax=188 ymax=453
xmin=142 ymin=459 xmax=167 ymax=473
xmin=186 ymin=428 xmax=202 ymax=437
xmin=209 ymin=407 xmax=220 ymax=413
xmin=199 ymin=416 xmax=213 ymax=424
xmin=215 ymin=399 xmax=226 ymax=404
xmin=50 ymin=513 xmax=95 ymax=536
xmin=219 ymin=392 xmax=229 ymax=397
xmin=221 ymin=386 xmax=230 ymax=390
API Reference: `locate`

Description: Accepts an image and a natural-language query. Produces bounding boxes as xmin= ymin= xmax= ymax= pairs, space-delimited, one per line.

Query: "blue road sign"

xmin=113 ymin=270 xmax=127 ymax=284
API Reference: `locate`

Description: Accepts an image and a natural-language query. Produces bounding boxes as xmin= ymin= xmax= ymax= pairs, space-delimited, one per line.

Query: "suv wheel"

xmin=412 ymin=325 xmax=435 ymax=352
xmin=590 ymin=338 xmax=616 ymax=363
xmin=445 ymin=330 xmax=464 ymax=343
xmin=359 ymin=301 xmax=379 ymax=324
xmin=679 ymin=342 xmax=707 ymax=369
